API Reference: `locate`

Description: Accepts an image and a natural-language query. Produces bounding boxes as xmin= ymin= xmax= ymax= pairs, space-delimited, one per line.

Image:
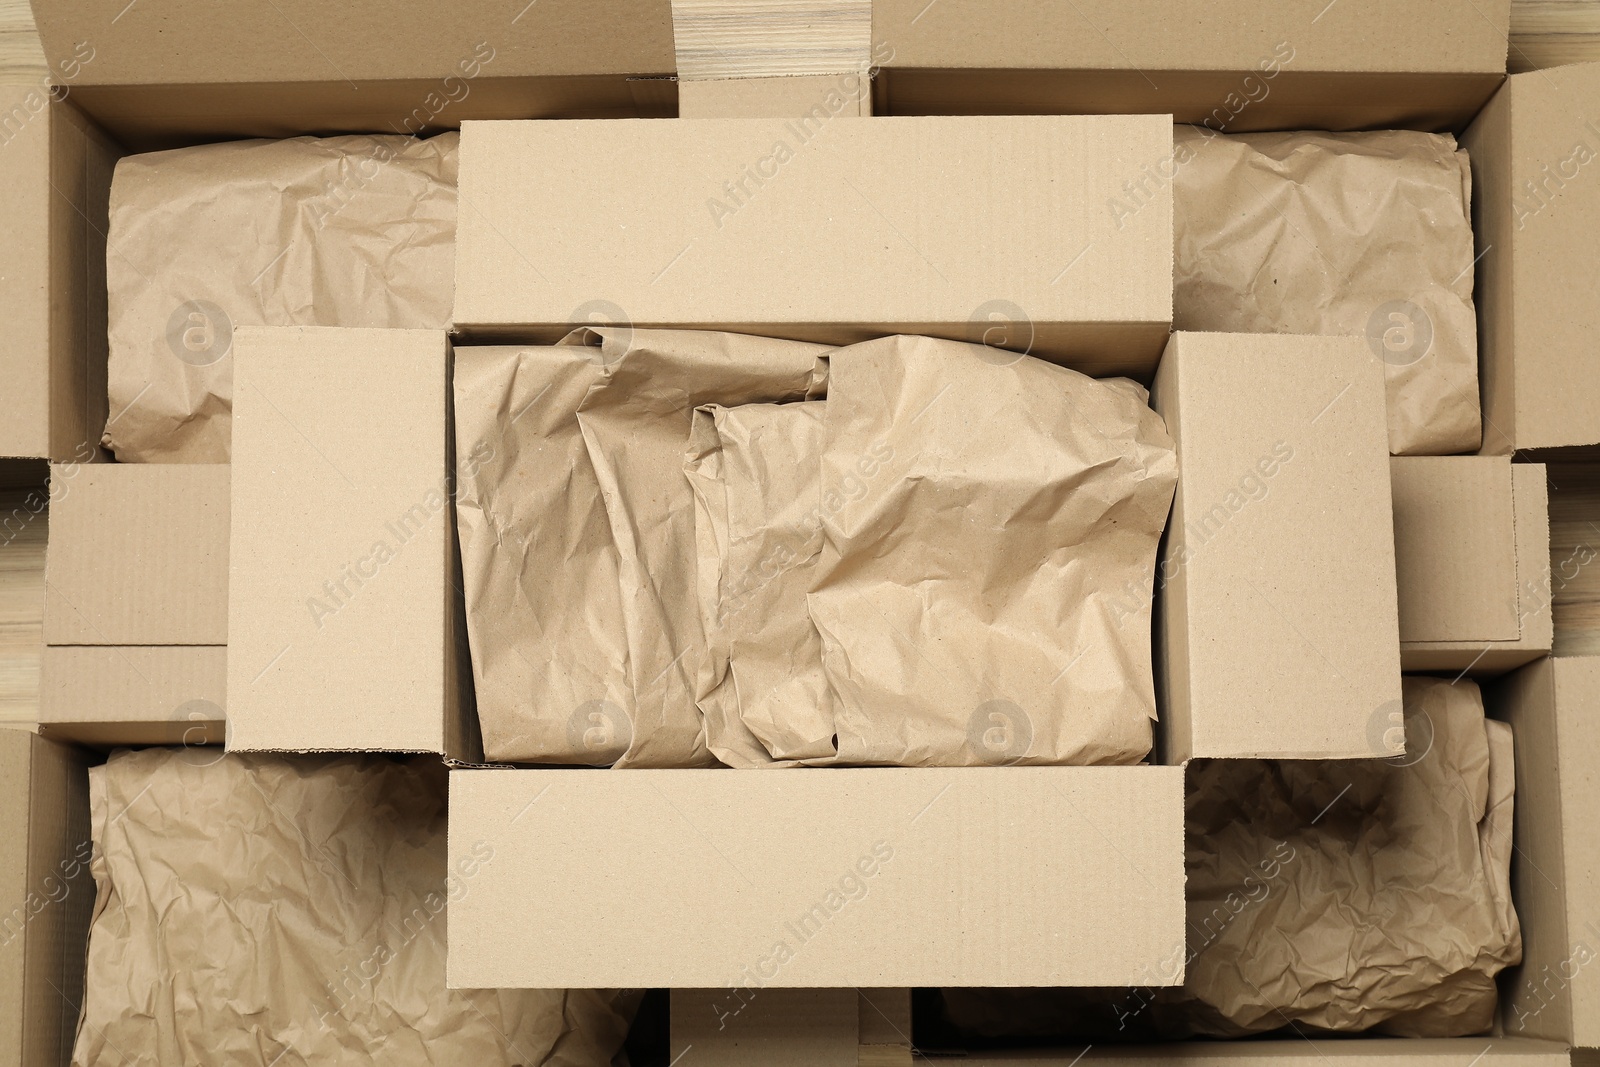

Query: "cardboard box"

xmin=1393 ymin=458 xmax=1552 ymax=672
xmin=672 ymin=987 xmax=912 ymax=1066
xmin=452 ymin=114 xmax=1174 ymax=378
xmin=0 ymin=729 xmax=93 ymax=1067
xmin=1462 ymin=60 xmax=1600 ymax=453
xmin=0 ymin=86 xmax=117 ymax=462
xmin=872 ymin=0 xmax=1509 ymax=130
xmin=226 ymin=326 xmax=476 ymax=758
xmin=447 ymin=766 xmax=1185 ymax=989
xmin=1495 ymin=656 xmax=1600 ymax=1050
xmin=39 ymin=463 xmax=227 ymax=742
xmin=30 ymin=0 xmax=677 ymax=147
xmin=1150 ymin=332 xmax=1402 ymax=761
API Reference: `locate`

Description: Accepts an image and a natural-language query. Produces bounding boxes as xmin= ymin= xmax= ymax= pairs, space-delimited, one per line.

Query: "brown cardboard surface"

xmin=679 ymin=74 xmax=872 ymax=117
xmin=1464 ymin=60 xmax=1600 ymax=453
xmin=1496 ymin=655 xmax=1600 ymax=1050
xmin=0 ymin=731 xmax=93 ymax=1067
xmin=872 ymin=0 xmax=1509 ymax=75
xmin=1150 ymin=332 xmax=1402 ymax=762
xmin=672 ymin=988 xmax=860 ymax=1066
xmin=39 ymin=645 xmax=225 ymax=742
xmin=1401 ymin=463 xmax=1552 ymax=673
xmin=447 ymin=766 xmax=1184 ymax=989
xmin=43 ymin=464 xmax=228 ymax=645
xmin=227 ymin=326 xmax=469 ymax=757
xmin=453 ymin=115 xmax=1174 ymax=377
xmin=0 ymin=89 xmax=117 ymax=461
xmin=1391 ymin=457 xmax=1518 ymax=644
xmin=33 ymin=0 xmax=675 ymax=85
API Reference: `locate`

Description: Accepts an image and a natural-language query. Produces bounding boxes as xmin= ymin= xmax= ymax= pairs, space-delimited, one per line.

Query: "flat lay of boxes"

xmin=2 ymin=0 xmax=1600 ymax=1063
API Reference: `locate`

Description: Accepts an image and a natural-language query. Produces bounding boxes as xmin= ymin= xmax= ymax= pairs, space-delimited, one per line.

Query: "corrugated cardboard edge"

xmin=0 ymin=730 xmax=94 ymax=1067
xmin=1402 ymin=463 xmax=1551 ymax=673
xmin=672 ymin=0 xmax=870 ymax=80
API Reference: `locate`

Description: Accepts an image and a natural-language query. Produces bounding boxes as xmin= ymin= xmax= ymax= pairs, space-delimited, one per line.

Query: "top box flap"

xmin=31 ymin=0 xmax=676 ymax=86
xmin=873 ymin=0 xmax=1509 ymax=75
xmin=43 ymin=464 xmax=229 ymax=646
xmin=227 ymin=326 xmax=462 ymax=756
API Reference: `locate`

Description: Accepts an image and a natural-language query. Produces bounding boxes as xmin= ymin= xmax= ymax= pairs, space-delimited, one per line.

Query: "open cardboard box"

xmin=1 ymin=0 xmax=1598 ymax=1061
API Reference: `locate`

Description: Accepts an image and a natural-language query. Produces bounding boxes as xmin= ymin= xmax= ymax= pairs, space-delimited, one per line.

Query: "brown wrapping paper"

xmin=809 ymin=336 xmax=1176 ymax=766
xmin=70 ymin=750 xmax=638 ymax=1066
xmin=104 ymin=133 xmax=458 ymax=462
xmin=453 ymin=329 xmax=829 ymax=768
xmin=686 ymin=401 xmax=835 ymax=767
xmin=935 ymin=677 xmax=1519 ymax=1041
xmin=1172 ymin=127 xmax=1481 ymax=456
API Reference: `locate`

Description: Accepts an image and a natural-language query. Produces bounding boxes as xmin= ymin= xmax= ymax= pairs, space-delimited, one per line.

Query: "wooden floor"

xmin=0 ymin=3 xmax=1596 ymax=726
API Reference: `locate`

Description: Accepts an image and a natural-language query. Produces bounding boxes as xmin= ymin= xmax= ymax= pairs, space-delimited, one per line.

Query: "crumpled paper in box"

xmin=1172 ymin=127 xmax=1481 ymax=456
xmin=934 ymin=676 xmax=1520 ymax=1041
xmin=453 ymin=328 xmax=829 ymax=768
xmin=104 ymin=133 xmax=458 ymax=463
xmin=70 ymin=749 xmax=638 ymax=1067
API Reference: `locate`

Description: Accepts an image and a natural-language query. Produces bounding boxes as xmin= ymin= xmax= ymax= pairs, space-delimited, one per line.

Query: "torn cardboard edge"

xmin=1399 ymin=462 xmax=1552 ymax=673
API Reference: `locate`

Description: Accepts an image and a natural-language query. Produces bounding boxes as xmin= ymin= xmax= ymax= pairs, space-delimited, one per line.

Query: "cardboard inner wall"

xmin=447 ymin=766 xmax=1185 ymax=990
xmin=1151 ymin=332 xmax=1402 ymax=762
xmin=451 ymin=114 xmax=1174 ymax=376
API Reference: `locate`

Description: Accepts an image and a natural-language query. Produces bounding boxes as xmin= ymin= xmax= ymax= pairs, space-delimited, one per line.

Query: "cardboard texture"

xmin=452 ymin=115 xmax=1174 ymax=377
xmin=1172 ymin=128 xmax=1481 ymax=457
xmin=71 ymin=749 xmax=639 ymax=1065
xmin=0 ymin=731 xmax=93 ymax=1067
xmin=43 ymin=464 xmax=228 ymax=645
xmin=1394 ymin=460 xmax=1553 ymax=673
xmin=1151 ymin=332 xmax=1402 ymax=762
xmin=678 ymin=74 xmax=873 ymax=118
xmin=687 ymin=335 xmax=1175 ymax=767
xmin=1495 ymin=656 xmax=1600 ymax=1050
xmin=104 ymin=134 xmax=458 ymax=463
xmin=0 ymin=88 xmax=116 ymax=462
xmin=447 ymin=765 xmax=1185 ymax=989
xmin=871 ymin=0 xmax=1508 ymax=128
xmin=670 ymin=987 xmax=914 ymax=1066
xmin=39 ymin=646 xmax=227 ymax=743
xmin=227 ymin=327 xmax=472 ymax=758
xmin=31 ymin=1 xmax=677 ymax=144
xmin=921 ymin=1039 xmax=1570 ymax=1065
xmin=1461 ymin=61 xmax=1600 ymax=453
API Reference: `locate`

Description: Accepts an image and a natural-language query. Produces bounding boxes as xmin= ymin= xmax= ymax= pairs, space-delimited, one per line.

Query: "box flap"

xmin=873 ymin=0 xmax=1509 ymax=74
xmin=453 ymin=115 xmax=1174 ymax=377
xmin=447 ymin=766 xmax=1184 ymax=988
xmin=1391 ymin=457 xmax=1518 ymax=644
xmin=33 ymin=0 xmax=675 ymax=86
xmin=1152 ymin=332 xmax=1402 ymax=761
xmin=227 ymin=326 xmax=459 ymax=755
xmin=1467 ymin=61 xmax=1600 ymax=452
xmin=44 ymin=464 xmax=229 ymax=645
xmin=1554 ymin=656 xmax=1600 ymax=1049
xmin=40 ymin=645 xmax=225 ymax=744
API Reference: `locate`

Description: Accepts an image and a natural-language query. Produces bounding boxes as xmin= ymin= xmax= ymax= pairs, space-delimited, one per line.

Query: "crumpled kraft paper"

xmin=686 ymin=401 xmax=835 ymax=767
xmin=453 ymin=329 xmax=829 ymax=768
xmin=104 ymin=133 xmax=458 ymax=463
xmin=934 ymin=677 xmax=1519 ymax=1041
xmin=1175 ymin=675 xmax=1519 ymax=1037
xmin=808 ymin=335 xmax=1176 ymax=766
xmin=70 ymin=749 xmax=638 ymax=1066
xmin=1172 ymin=127 xmax=1481 ymax=456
